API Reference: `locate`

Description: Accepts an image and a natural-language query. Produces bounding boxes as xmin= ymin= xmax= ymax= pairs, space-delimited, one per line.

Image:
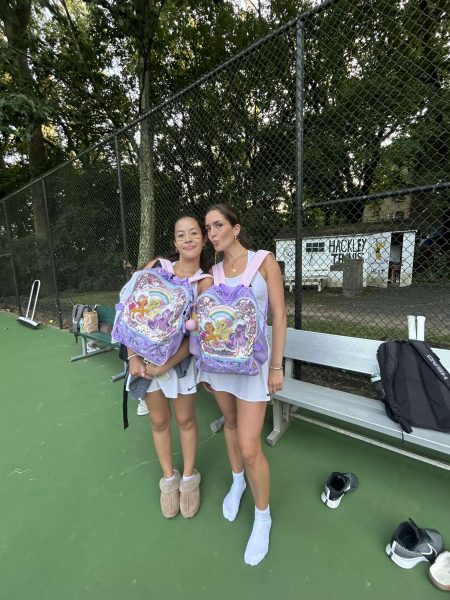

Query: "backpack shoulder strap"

xmin=188 ymin=270 xmax=213 ymax=284
xmin=72 ymin=304 xmax=86 ymax=335
xmin=241 ymin=250 xmax=270 ymax=287
xmin=409 ymin=340 xmax=450 ymax=390
xmin=376 ymin=341 xmax=413 ymax=433
xmin=158 ymin=258 xmax=174 ymax=273
xmin=212 ymin=262 xmax=227 ymax=286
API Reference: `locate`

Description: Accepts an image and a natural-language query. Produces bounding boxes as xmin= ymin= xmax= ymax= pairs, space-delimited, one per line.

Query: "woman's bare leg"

xmin=145 ymin=390 xmax=173 ymax=478
xmin=172 ymin=393 xmax=197 ymax=477
xmin=212 ymin=390 xmax=243 ymax=473
xmin=236 ymin=399 xmax=271 ymax=566
xmin=212 ymin=390 xmax=247 ymax=520
xmin=236 ymin=399 xmax=269 ymax=509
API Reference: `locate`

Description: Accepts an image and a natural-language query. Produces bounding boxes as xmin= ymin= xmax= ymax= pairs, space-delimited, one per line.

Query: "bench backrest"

xmin=302 ymin=269 xmax=328 ymax=276
xmin=268 ymin=327 xmax=450 ymax=377
xmin=96 ymin=305 xmax=116 ymax=325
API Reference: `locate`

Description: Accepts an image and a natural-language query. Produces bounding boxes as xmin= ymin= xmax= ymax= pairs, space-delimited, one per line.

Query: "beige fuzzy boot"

xmin=159 ymin=470 xmax=181 ymax=518
xmin=179 ymin=470 xmax=201 ymax=518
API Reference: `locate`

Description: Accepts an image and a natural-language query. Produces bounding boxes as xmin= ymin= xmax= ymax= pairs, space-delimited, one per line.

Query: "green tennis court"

xmin=1 ymin=310 xmax=448 ymax=600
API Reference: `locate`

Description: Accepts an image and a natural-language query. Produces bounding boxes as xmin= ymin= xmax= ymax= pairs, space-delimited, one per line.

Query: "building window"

xmin=306 ymin=242 xmax=325 ymax=253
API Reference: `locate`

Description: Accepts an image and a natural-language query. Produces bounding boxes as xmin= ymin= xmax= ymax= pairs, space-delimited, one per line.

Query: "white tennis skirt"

xmin=126 ymin=357 xmax=197 ymax=400
xmin=197 ymin=357 xmax=270 ymax=403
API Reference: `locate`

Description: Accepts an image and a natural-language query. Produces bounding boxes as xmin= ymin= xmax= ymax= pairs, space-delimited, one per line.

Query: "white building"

xmin=275 ymin=228 xmax=416 ymax=289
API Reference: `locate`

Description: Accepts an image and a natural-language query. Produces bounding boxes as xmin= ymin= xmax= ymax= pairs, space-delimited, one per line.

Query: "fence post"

xmin=2 ymin=200 xmax=22 ymax=316
xmin=115 ymin=133 xmax=130 ymax=278
xmin=41 ymin=178 xmax=63 ymax=328
xmin=294 ymin=17 xmax=305 ymax=331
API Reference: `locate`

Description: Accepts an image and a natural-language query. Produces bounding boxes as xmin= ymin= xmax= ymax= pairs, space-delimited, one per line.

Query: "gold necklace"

xmin=224 ymin=250 xmax=247 ymax=273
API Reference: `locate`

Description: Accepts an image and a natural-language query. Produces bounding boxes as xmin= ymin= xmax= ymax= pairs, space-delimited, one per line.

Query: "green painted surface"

xmin=1 ymin=310 xmax=449 ymax=600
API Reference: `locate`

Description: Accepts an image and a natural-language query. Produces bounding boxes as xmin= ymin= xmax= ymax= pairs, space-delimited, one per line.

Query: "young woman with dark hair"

xmin=118 ymin=215 xmax=211 ymax=519
xmin=197 ymin=204 xmax=286 ymax=566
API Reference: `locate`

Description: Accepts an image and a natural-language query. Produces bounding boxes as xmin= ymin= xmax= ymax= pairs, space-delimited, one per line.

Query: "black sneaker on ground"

xmin=320 ymin=472 xmax=358 ymax=509
xmin=386 ymin=518 xmax=444 ymax=569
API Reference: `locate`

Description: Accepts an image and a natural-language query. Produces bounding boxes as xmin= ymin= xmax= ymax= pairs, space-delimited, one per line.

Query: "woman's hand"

xmin=268 ymin=369 xmax=284 ymax=396
xmin=144 ymin=362 xmax=167 ymax=379
xmin=128 ymin=356 xmax=150 ymax=379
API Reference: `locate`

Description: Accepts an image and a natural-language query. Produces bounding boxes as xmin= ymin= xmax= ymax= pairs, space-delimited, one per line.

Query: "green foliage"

xmin=0 ymin=0 xmax=449 ymax=299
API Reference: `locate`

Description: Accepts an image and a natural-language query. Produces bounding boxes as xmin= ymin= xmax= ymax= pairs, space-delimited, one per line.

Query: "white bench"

xmin=267 ymin=328 xmax=450 ymax=465
xmin=285 ymin=270 xmax=328 ymax=293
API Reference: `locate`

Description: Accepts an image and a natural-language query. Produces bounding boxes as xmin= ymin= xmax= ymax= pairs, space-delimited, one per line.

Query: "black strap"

xmin=122 ymin=365 xmax=129 ymax=430
xmin=409 ymin=340 xmax=450 ymax=391
xmin=372 ymin=378 xmax=386 ymax=401
xmin=375 ymin=343 xmax=413 ymax=434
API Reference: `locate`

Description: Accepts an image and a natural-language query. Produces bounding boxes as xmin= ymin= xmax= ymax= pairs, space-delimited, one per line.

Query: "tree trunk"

xmin=1 ymin=0 xmax=48 ymax=241
xmin=28 ymin=129 xmax=48 ymax=239
xmin=138 ymin=124 xmax=156 ymax=264
xmin=132 ymin=0 xmax=165 ymax=266
xmin=137 ymin=60 xmax=156 ymax=266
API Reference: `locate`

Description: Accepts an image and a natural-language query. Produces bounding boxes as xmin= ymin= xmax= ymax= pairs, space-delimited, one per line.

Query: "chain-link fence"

xmin=1 ymin=0 xmax=449 ymax=347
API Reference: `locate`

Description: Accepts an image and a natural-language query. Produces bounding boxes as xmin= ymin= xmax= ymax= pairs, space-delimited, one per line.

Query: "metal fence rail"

xmin=1 ymin=0 xmax=449 ymax=346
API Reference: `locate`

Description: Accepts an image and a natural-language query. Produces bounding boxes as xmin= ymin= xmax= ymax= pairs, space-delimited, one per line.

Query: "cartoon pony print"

xmin=214 ymin=319 xmax=233 ymax=344
xmin=148 ymin=308 xmax=171 ymax=330
xmin=225 ymin=323 xmax=248 ymax=350
xmin=201 ymin=322 xmax=221 ymax=347
xmin=130 ymin=294 xmax=148 ymax=319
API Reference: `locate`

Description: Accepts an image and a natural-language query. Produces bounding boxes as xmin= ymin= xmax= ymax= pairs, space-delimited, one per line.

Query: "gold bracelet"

xmin=127 ymin=353 xmax=140 ymax=360
xmin=269 ymin=366 xmax=283 ymax=370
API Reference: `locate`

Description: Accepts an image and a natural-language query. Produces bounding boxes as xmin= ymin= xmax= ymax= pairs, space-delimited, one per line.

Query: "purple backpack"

xmin=191 ymin=250 xmax=270 ymax=375
xmin=113 ymin=259 xmax=206 ymax=366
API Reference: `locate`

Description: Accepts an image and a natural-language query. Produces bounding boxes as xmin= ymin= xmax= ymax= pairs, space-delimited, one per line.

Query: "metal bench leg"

xmin=266 ymin=398 xmax=291 ymax=446
xmin=111 ymin=363 xmax=127 ymax=382
xmin=70 ymin=340 xmax=114 ymax=362
xmin=70 ymin=337 xmax=88 ymax=362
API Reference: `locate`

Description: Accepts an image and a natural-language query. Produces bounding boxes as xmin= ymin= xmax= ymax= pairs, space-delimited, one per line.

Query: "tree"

xmin=0 ymin=0 xmax=49 ymax=240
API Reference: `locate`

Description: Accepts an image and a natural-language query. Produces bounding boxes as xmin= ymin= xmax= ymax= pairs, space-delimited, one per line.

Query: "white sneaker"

xmin=86 ymin=341 xmax=100 ymax=353
xmin=429 ymin=551 xmax=450 ymax=591
xmin=137 ymin=399 xmax=149 ymax=416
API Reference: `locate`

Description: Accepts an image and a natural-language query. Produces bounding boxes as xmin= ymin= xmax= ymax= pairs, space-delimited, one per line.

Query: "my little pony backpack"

xmin=112 ymin=259 xmax=207 ymax=366
xmin=191 ymin=250 xmax=270 ymax=375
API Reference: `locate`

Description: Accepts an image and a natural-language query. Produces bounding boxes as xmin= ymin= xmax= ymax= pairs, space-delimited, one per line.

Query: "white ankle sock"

xmin=182 ymin=473 xmax=195 ymax=482
xmin=222 ymin=470 xmax=246 ymax=522
xmin=244 ymin=506 xmax=272 ymax=566
xmin=164 ymin=473 xmax=176 ymax=482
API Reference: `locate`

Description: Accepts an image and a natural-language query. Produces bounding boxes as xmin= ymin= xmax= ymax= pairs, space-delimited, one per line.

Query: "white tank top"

xmin=196 ymin=251 xmax=270 ymax=402
xmin=223 ymin=251 xmax=268 ymax=308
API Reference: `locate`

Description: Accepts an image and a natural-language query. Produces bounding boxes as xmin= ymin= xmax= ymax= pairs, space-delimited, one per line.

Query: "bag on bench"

xmin=71 ymin=304 xmax=98 ymax=337
xmin=375 ymin=340 xmax=450 ymax=433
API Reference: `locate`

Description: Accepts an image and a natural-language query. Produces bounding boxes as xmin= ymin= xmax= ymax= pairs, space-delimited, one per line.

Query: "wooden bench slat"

xmin=278 ymin=379 xmax=402 ymax=437
xmin=277 ymin=378 xmax=450 ymax=453
xmin=282 ymin=329 xmax=381 ymax=374
xmin=79 ymin=331 xmax=118 ymax=345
